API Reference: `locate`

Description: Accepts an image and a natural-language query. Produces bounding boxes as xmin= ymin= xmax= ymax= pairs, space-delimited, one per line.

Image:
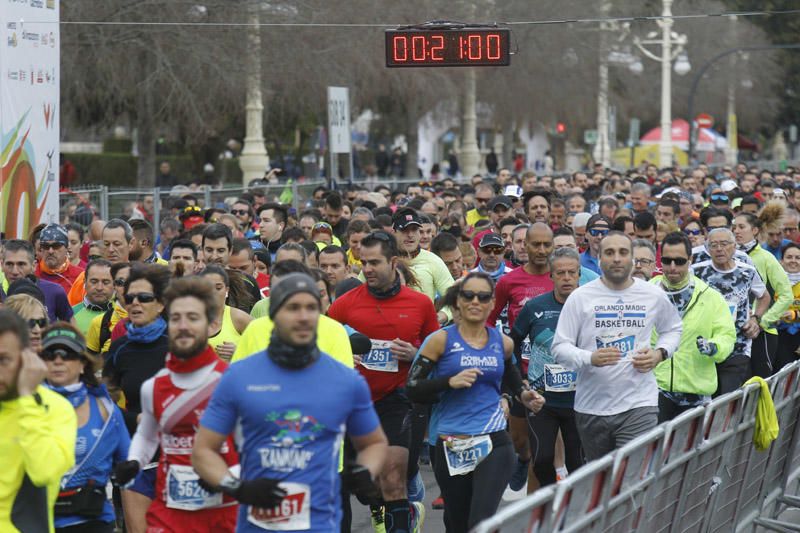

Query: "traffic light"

xmin=556 ymin=122 xmax=566 ymax=135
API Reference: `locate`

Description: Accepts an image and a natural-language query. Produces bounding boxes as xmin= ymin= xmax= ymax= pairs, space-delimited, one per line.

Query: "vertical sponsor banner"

xmin=0 ymin=0 xmax=59 ymax=239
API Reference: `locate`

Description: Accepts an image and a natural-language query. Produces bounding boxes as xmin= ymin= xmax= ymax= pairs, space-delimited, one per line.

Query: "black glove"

xmin=342 ymin=464 xmax=381 ymax=506
xmin=225 ymin=478 xmax=287 ymax=508
xmin=197 ymin=477 xmax=220 ymax=494
xmin=112 ymin=460 xmax=140 ymax=486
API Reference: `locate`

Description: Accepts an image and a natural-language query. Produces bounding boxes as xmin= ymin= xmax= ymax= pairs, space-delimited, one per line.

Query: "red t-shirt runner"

xmin=488 ymin=266 xmax=553 ymax=329
xmin=328 ymin=284 xmax=439 ymax=402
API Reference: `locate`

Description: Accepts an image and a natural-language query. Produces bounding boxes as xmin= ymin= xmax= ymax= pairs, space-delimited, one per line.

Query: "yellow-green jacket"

xmin=652 ymin=275 xmax=736 ymax=396
xmin=0 ymin=386 xmax=77 ymax=532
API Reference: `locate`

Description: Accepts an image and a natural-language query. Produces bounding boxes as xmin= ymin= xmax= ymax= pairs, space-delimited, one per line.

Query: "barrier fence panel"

xmin=673 ymin=390 xmax=743 ymax=533
xmin=471 ymin=486 xmax=557 ymax=533
xmin=551 ymin=455 xmax=614 ymax=532
xmin=601 ymin=427 xmax=665 ymax=533
xmin=705 ymin=383 xmax=762 ymax=533
xmin=471 ymin=361 xmax=800 ymax=533
xmin=639 ymin=406 xmax=706 ymax=533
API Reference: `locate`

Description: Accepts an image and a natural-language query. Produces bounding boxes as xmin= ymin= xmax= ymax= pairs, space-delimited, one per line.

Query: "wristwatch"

xmin=656 ymin=348 xmax=668 ymax=361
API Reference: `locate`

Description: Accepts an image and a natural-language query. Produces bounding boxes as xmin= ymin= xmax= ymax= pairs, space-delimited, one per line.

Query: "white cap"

xmin=503 ymin=185 xmax=523 ymax=198
xmin=657 ymin=186 xmax=681 ymax=198
xmin=720 ymin=180 xmax=738 ymax=193
xmin=573 ymin=212 xmax=592 ymax=229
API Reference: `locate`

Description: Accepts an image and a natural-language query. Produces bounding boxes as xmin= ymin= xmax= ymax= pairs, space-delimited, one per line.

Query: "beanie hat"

xmin=268 ymin=273 xmax=321 ymax=319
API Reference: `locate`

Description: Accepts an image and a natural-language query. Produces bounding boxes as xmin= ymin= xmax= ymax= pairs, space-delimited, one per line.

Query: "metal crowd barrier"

xmin=473 ymin=361 xmax=800 ymax=533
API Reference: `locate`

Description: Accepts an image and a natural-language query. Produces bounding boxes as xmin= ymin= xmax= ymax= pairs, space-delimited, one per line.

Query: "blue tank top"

xmin=75 ymin=395 xmax=105 ymax=469
xmin=430 ymin=325 xmax=506 ymax=437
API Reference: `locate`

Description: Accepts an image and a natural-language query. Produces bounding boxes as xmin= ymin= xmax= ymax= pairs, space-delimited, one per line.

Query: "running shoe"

xmin=432 ymin=495 xmax=445 ymax=510
xmin=508 ymin=457 xmax=531 ymax=491
xmin=407 ymin=471 xmax=425 ymax=502
xmin=370 ymin=506 xmax=386 ymax=533
xmin=411 ymin=501 xmax=426 ymax=533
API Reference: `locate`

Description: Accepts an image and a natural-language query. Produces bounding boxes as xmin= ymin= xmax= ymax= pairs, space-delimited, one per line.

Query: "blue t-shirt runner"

xmin=512 ymin=291 xmax=576 ymax=409
xmin=201 ymin=352 xmax=379 ymax=533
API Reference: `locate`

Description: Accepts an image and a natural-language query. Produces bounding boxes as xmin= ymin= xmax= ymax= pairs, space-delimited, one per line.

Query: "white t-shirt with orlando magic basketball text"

xmin=552 ymin=277 xmax=682 ymax=416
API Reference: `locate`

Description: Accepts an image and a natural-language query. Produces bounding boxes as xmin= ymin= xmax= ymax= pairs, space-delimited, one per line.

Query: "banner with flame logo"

xmin=1 ymin=0 xmax=59 ymax=238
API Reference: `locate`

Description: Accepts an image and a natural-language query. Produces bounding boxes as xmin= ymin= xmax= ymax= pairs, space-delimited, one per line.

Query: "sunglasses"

xmin=683 ymin=228 xmax=702 ymax=236
xmin=588 ymin=228 xmax=610 ymax=237
xmin=661 ymin=257 xmax=689 ymax=266
xmin=481 ymin=247 xmax=506 ymax=255
xmin=231 ymin=209 xmax=249 ymax=216
xmin=124 ymin=292 xmax=157 ymax=305
xmin=114 ymin=278 xmax=127 ymax=287
xmin=40 ymin=348 xmax=82 ymax=362
xmin=28 ymin=318 xmax=48 ymax=329
xmin=459 ymin=290 xmax=493 ymax=303
xmin=88 ymin=255 xmax=103 ymax=261
xmin=710 ymin=194 xmax=729 ymax=203
xmin=40 ymin=242 xmax=65 ymax=251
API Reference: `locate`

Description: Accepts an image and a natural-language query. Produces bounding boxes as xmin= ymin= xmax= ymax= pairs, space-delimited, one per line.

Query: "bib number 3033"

xmin=544 ymin=364 xmax=577 ymax=392
xmin=443 ymin=435 xmax=493 ymax=476
xmin=247 ymin=482 xmax=311 ymax=531
xmin=165 ymin=464 xmax=223 ymax=511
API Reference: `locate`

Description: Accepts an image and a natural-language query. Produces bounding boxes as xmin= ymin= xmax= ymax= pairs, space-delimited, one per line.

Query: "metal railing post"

xmin=100 ymin=185 xmax=109 ymax=221
xmin=153 ymin=187 xmax=161 ymax=236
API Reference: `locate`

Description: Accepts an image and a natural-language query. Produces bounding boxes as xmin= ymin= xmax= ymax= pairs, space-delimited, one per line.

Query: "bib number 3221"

xmin=247 ymin=482 xmax=311 ymax=531
xmin=443 ymin=435 xmax=493 ymax=476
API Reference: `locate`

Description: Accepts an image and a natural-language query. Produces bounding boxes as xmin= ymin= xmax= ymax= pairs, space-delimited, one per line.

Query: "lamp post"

xmin=633 ymin=0 xmax=690 ymax=168
xmin=239 ymin=2 xmax=270 ymax=185
xmin=460 ymin=68 xmax=481 ymax=177
xmin=687 ymin=43 xmax=800 ymax=161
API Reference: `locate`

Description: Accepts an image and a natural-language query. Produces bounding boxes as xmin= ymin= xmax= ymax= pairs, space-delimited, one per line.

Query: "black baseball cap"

xmin=487 ymin=196 xmax=513 ymax=211
xmin=479 ymin=233 xmax=505 ymax=249
xmin=392 ymin=208 xmax=422 ymax=231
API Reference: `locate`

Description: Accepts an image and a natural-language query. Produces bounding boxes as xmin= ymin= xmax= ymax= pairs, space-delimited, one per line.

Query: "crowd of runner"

xmin=2 ymin=161 xmax=800 ymax=533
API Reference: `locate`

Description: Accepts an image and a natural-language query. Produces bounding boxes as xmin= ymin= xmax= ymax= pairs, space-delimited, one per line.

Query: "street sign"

xmin=696 ymin=113 xmax=714 ymax=129
xmin=327 ymin=87 xmax=351 ymax=154
xmin=584 ymin=129 xmax=598 ymax=145
xmin=628 ymin=118 xmax=640 ymax=147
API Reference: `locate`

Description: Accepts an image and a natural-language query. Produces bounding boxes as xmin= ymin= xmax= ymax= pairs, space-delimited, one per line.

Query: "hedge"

xmin=61 ymin=153 xmax=224 ymax=188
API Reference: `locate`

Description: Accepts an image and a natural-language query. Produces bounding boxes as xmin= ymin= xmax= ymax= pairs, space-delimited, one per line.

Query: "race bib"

xmin=544 ymin=364 xmax=577 ymax=392
xmin=247 ymin=482 xmax=311 ymax=531
xmin=443 ymin=435 xmax=493 ymax=476
xmin=165 ymin=464 xmax=223 ymax=511
xmin=360 ymin=340 xmax=398 ymax=372
xmin=520 ymin=337 xmax=531 ymax=361
xmin=596 ymin=333 xmax=636 ymax=358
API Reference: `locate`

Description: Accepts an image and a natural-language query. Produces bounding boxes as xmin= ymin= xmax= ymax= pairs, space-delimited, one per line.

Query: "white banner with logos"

xmin=0 ymin=0 xmax=59 ymax=238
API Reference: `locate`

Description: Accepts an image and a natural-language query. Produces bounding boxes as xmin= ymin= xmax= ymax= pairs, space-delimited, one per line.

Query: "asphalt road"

xmin=349 ymin=463 xmax=528 ymax=532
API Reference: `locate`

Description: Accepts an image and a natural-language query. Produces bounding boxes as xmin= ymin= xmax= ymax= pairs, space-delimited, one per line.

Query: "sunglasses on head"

xmin=124 ymin=292 xmax=156 ymax=305
xmin=40 ymin=348 xmax=82 ymax=362
xmin=683 ymin=228 xmax=702 ymax=236
xmin=661 ymin=256 xmax=689 ymax=266
xmin=588 ymin=228 xmax=610 ymax=237
xmin=459 ymin=290 xmax=493 ymax=303
xmin=28 ymin=318 xmax=47 ymax=329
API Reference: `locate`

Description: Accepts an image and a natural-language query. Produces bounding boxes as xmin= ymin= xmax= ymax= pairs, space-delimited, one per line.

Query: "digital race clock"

xmin=385 ymin=26 xmax=511 ymax=68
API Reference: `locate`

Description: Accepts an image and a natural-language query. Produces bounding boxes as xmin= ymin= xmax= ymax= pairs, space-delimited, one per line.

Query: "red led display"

xmin=385 ymin=28 xmax=510 ymax=67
